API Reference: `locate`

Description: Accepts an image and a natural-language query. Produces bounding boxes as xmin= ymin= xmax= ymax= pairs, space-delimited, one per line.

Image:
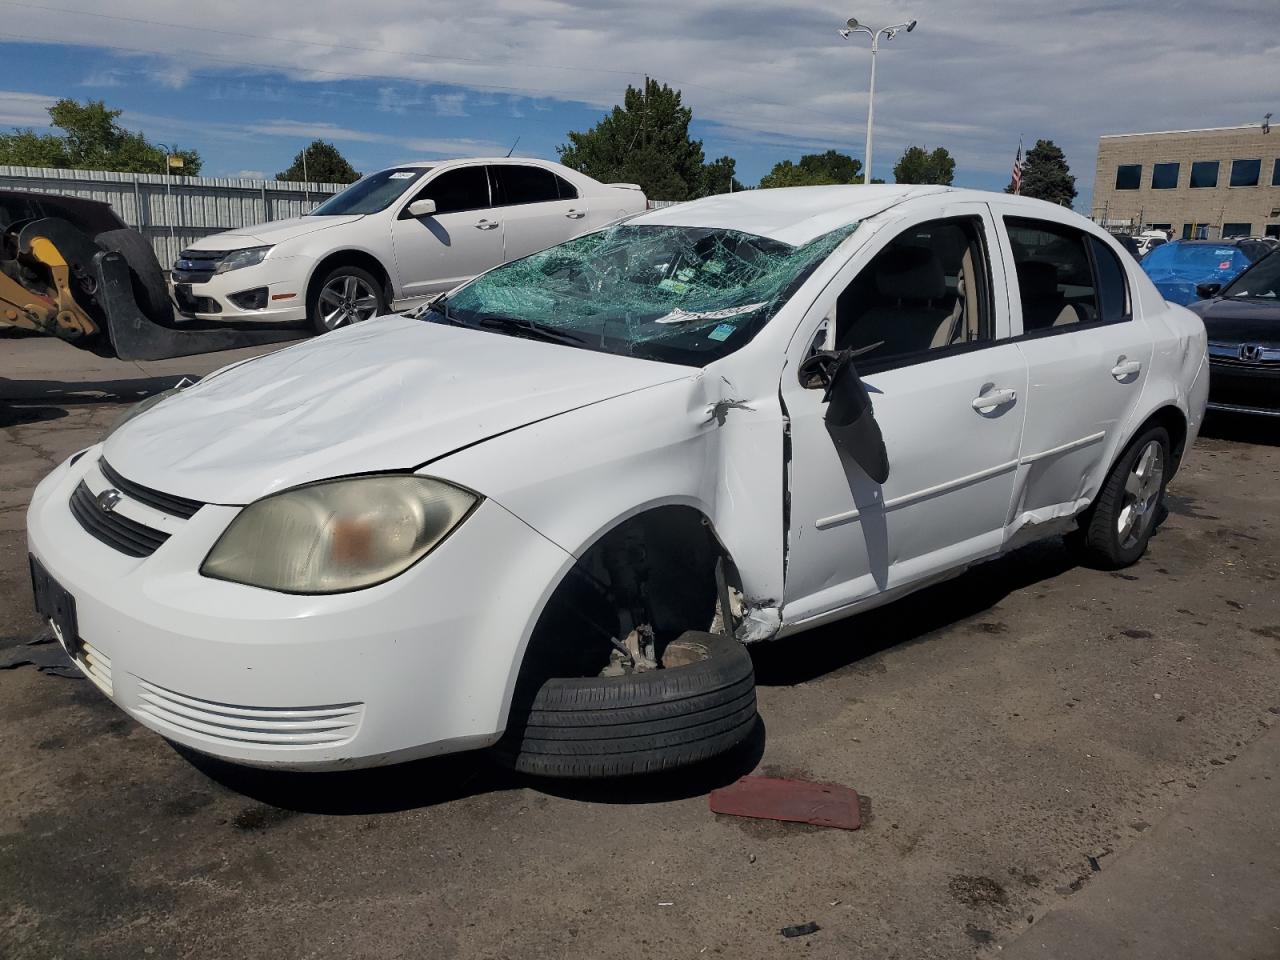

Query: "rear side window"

xmin=491 ymin=165 xmax=560 ymax=206
xmin=1004 ymin=217 xmax=1099 ymax=333
xmin=553 ymin=173 xmax=579 ymax=200
xmin=1089 ymin=237 xmax=1130 ymax=323
xmin=412 ymin=167 xmax=490 ymax=214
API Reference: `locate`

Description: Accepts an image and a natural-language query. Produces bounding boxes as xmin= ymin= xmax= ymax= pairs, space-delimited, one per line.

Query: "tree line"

xmin=0 ymin=85 xmax=1077 ymax=207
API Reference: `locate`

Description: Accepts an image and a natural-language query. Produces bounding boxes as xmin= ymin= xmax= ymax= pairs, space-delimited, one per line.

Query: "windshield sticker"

xmin=655 ymin=302 xmax=768 ymax=325
xmin=389 ymin=171 xmax=417 ymax=179
xmin=708 ymin=323 xmax=736 ymax=342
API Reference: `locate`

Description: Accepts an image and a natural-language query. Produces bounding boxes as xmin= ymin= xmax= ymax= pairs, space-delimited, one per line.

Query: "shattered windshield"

xmin=430 ymin=222 xmax=858 ymax=366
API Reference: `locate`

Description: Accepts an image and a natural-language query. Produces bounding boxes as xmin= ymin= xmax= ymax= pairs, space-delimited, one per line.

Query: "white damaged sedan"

xmin=27 ymin=186 xmax=1208 ymax=776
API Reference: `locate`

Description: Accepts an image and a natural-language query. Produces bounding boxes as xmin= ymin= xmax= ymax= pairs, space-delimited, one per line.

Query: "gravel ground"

xmin=2 ymin=340 xmax=1278 ymax=959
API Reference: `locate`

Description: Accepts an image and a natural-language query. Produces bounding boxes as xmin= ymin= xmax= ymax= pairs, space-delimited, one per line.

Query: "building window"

xmin=1221 ymin=222 xmax=1252 ymax=237
xmin=1182 ymin=223 xmax=1209 ymax=240
xmin=1230 ymin=159 xmax=1261 ymax=187
xmin=1273 ymin=159 xmax=1280 ymax=187
xmin=1266 ymin=225 xmax=1280 ymax=239
xmin=1148 ymin=223 xmax=1171 ymax=232
xmin=1114 ymin=164 xmax=1141 ymax=190
xmin=1189 ymin=161 xmax=1219 ymax=188
xmin=1151 ymin=162 xmax=1179 ymax=189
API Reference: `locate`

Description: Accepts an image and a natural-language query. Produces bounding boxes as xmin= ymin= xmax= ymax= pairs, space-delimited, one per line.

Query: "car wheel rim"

xmin=317 ymin=275 xmax=379 ymax=330
xmin=1116 ymin=440 xmax=1164 ymax=549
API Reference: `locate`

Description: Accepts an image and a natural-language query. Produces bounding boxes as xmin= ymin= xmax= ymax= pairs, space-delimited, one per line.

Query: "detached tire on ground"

xmin=500 ymin=631 xmax=758 ymax=779
xmin=94 ymin=228 xmax=173 ymax=324
xmin=1070 ymin=425 xmax=1170 ymax=569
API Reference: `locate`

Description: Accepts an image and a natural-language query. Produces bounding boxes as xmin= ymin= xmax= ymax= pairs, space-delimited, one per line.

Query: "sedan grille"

xmin=134 ymin=679 xmax=363 ymax=748
xmin=99 ymin=458 xmax=203 ymax=519
xmin=69 ymin=481 xmax=169 ymax=557
xmin=172 ymin=248 xmax=227 ymax=284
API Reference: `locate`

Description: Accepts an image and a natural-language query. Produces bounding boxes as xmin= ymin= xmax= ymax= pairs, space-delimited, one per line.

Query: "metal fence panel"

xmin=0 ymin=165 xmax=346 ymax=267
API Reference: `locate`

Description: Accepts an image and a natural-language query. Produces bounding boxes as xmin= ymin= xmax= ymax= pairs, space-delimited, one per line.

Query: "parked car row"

xmin=170 ymin=158 xmax=647 ymax=333
xmin=1139 ymin=237 xmax=1273 ymax=306
xmin=31 ymin=185 xmax=1211 ymax=777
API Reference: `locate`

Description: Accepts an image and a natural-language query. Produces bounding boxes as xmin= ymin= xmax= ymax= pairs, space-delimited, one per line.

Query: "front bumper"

xmin=170 ymin=256 xmax=310 ymax=324
xmin=26 ymin=450 xmax=574 ymax=769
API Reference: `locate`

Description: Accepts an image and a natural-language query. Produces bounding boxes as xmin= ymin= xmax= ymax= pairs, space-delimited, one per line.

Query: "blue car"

xmin=1141 ymin=238 xmax=1271 ymax=305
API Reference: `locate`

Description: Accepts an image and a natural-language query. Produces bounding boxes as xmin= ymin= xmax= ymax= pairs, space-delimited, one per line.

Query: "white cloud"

xmin=232 ymin=168 xmax=265 ymax=178
xmin=432 ymin=92 xmax=467 ymax=117
xmin=81 ymin=68 xmax=125 ymax=88
xmin=0 ymin=90 xmax=57 ymax=128
xmin=3 ymin=0 xmax=1275 ymax=200
xmin=246 ymin=118 xmax=501 ymax=157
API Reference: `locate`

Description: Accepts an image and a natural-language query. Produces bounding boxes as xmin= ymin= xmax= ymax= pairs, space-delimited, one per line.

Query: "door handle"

xmin=1111 ymin=358 xmax=1142 ymax=380
xmin=474 ymin=219 xmax=499 ymax=230
xmin=565 ymin=209 xmax=586 ymax=219
xmin=971 ymin=387 xmax=1017 ymax=412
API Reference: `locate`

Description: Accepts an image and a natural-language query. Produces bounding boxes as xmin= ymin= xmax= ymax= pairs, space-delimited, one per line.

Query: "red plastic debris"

xmin=708 ymin=776 xmax=861 ymax=831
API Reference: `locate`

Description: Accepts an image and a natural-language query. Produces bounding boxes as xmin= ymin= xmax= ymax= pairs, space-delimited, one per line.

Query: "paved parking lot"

xmin=2 ymin=336 xmax=1279 ymax=960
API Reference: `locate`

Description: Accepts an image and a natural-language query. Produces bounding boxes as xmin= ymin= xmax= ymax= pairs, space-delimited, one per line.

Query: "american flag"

xmin=1011 ymin=137 xmax=1024 ymax=194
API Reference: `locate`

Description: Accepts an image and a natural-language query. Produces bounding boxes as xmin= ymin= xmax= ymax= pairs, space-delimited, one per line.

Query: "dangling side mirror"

xmin=799 ymin=348 xmax=889 ymax=483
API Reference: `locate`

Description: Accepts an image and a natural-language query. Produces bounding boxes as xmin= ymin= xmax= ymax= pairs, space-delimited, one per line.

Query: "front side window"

xmin=309 ymin=167 xmax=427 ymax=216
xmin=1115 ymin=164 xmax=1142 ymax=190
xmin=1222 ymin=254 xmax=1280 ymax=300
xmin=1005 ymin=217 xmax=1099 ymax=332
xmin=491 ymin=165 xmax=559 ymax=206
xmin=1230 ymin=159 xmax=1261 ymax=187
xmin=1189 ymin=161 xmax=1219 ymax=188
xmin=833 ymin=217 xmax=992 ymax=368
xmin=433 ymin=222 xmax=856 ymax=367
xmin=410 ymin=166 xmax=491 ymax=215
xmin=1151 ymin=162 xmax=1179 ymax=189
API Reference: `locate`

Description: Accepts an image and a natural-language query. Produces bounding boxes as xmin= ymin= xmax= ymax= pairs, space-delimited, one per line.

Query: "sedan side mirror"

xmin=407 ymin=198 xmax=437 ymax=218
xmin=1195 ymin=282 xmax=1221 ymax=300
xmin=799 ymin=348 xmax=890 ymax=484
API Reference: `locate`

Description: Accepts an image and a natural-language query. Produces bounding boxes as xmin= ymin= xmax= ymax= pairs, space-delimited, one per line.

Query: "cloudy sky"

xmin=0 ymin=0 xmax=1274 ymax=206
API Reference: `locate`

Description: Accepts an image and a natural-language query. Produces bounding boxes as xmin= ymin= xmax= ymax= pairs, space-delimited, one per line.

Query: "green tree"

xmin=1007 ymin=138 xmax=1076 ymax=206
xmin=277 ymin=140 xmax=360 ymax=184
xmin=893 ymin=144 xmax=956 ymax=185
xmin=558 ymin=79 xmax=737 ymax=201
xmin=0 ymin=99 xmax=200 ymax=174
xmin=759 ymin=150 xmax=863 ymax=188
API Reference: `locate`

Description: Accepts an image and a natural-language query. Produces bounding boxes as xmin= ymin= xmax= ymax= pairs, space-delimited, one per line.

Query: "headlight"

xmin=200 ymin=475 xmax=479 ymax=594
xmin=215 ymin=246 xmax=273 ymax=274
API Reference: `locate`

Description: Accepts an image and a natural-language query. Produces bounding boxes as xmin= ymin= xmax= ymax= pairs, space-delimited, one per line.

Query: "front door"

xmin=781 ymin=206 xmax=1029 ymax=627
xmin=391 ymin=164 xmax=504 ymax=300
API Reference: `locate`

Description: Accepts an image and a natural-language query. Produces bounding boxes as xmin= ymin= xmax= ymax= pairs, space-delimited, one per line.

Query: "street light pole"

xmin=157 ymin=142 xmax=176 ymax=253
xmin=839 ymin=16 xmax=917 ymax=185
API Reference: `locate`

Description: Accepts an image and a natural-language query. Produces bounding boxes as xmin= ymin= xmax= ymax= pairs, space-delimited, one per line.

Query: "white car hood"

xmin=186 ymin=215 xmax=363 ymax=249
xmin=104 ymin=315 xmax=690 ymax=505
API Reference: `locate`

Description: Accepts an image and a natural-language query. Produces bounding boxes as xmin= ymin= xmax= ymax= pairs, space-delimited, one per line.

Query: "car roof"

xmin=630 ymin=185 xmax=1072 ymax=247
xmin=1175 ymin=239 xmax=1250 ymax=246
xmin=382 ymin=158 xmax=568 ymax=170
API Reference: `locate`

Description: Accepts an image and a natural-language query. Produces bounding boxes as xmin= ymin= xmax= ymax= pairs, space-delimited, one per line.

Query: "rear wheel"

xmin=94 ymin=228 xmax=172 ymax=324
xmin=1071 ymin=426 xmax=1169 ymax=569
xmin=309 ymin=266 xmax=386 ymax=334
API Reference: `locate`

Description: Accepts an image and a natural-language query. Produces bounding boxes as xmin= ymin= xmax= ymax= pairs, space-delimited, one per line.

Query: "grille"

xmin=99 ymin=458 xmax=203 ymax=519
xmin=134 ymin=679 xmax=363 ymax=748
xmin=69 ymin=481 xmax=170 ymax=557
xmin=172 ymin=248 xmax=227 ymax=284
xmin=79 ymin=640 xmax=112 ymax=696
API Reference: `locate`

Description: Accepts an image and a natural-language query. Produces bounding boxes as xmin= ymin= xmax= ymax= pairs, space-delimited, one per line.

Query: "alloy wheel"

xmin=1116 ymin=439 xmax=1164 ymax=549
xmin=317 ymin=274 xmax=380 ymax=330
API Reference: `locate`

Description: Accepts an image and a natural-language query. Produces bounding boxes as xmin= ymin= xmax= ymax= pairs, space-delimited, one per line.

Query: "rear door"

xmin=489 ymin=163 xmax=587 ymax=262
xmin=390 ymin=164 xmax=504 ymax=298
xmin=990 ymin=207 xmax=1153 ymax=527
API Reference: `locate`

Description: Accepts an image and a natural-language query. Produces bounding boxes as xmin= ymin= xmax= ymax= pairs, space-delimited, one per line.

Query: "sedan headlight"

xmin=201 ymin=475 xmax=479 ymax=594
xmin=215 ymin=246 xmax=273 ymax=274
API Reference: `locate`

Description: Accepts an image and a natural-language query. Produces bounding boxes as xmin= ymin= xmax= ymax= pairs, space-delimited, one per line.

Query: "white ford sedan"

xmin=29 ymin=186 xmax=1208 ymax=777
xmin=170 ymin=157 xmax=646 ymax=333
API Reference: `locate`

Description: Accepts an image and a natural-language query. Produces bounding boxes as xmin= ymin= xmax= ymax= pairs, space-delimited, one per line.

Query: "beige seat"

xmin=843 ymin=247 xmax=957 ymax=359
xmin=1016 ymin=260 xmax=1086 ymax=329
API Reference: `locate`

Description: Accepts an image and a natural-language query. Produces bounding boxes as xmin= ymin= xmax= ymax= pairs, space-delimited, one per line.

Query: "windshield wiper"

xmin=476 ymin=315 xmax=586 ymax=345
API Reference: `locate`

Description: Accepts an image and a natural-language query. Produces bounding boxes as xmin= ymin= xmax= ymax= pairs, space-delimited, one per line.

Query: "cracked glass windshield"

xmin=428 ymin=222 xmax=858 ymax=366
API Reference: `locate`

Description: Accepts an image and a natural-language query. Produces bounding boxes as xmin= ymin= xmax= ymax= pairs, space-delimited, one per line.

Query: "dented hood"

xmin=104 ymin=315 xmax=688 ymax=505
